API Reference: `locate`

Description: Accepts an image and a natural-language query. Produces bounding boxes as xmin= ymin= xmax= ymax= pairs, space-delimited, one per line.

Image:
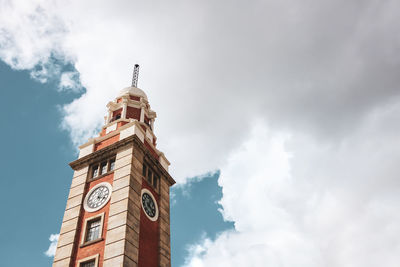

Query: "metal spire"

xmin=131 ymin=64 xmax=140 ymax=87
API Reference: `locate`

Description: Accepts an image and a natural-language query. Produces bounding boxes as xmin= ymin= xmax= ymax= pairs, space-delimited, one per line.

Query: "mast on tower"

xmin=131 ymin=64 xmax=140 ymax=87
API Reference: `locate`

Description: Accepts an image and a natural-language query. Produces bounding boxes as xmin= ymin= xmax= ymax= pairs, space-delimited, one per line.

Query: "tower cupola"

xmin=101 ymin=65 xmax=157 ymax=141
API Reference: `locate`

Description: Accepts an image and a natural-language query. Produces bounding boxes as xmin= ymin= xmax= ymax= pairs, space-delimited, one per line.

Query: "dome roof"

xmin=118 ymin=86 xmax=148 ymax=100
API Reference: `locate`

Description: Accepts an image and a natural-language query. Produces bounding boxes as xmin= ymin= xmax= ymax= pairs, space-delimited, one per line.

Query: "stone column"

xmin=53 ymin=166 xmax=89 ymax=267
xmin=103 ymin=144 xmax=143 ymax=267
xmin=140 ymin=106 xmax=145 ymax=122
xmin=107 ymin=110 xmax=113 ymax=123
xmin=122 ymin=99 xmax=128 ymax=119
xmin=150 ymin=119 xmax=154 ymax=131
xmin=158 ymin=177 xmax=171 ymax=267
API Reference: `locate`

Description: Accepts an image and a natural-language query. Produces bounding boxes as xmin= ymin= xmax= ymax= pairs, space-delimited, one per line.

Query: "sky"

xmin=1 ymin=0 xmax=400 ymax=266
xmin=0 ymin=63 xmax=230 ymax=266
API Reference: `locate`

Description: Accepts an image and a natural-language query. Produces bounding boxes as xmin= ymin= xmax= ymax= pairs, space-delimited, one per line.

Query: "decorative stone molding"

xmin=77 ymin=254 xmax=100 ymax=267
xmin=70 ymin=134 xmax=175 ymax=186
xmin=105 ymin=123 xmax=117 ymax=134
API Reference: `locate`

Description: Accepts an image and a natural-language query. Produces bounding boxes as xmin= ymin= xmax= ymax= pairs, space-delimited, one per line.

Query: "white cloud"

xmin=1 ymin=0 xmax=400 ymax=181
xmin=0 ymin=0 xmax=67 ymax=76
xmin=183 ymin=111 xmax=400 ymax=266
xmin=44 ymin=233 xmax=59 ymax=257
xmin=59 ymin=71 xmax=82 ymax=92
xmin=1 ymin=0 xmax=400 ymax=265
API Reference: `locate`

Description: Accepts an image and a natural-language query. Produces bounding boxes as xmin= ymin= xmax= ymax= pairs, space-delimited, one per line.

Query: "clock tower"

xmin=53 ymin=65 xmax=175 ymax=267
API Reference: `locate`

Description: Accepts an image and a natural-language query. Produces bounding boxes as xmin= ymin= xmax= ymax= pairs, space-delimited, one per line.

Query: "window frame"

xmin=80 ymin=213 xmax=105 ymax=247
xmin=89 ymin=157 xmax=116 ymax=180
xmin=100 ymin=161 xmax=108 ymax=175
xmin=108 ymin=158 xmax=115 ymax=172
xmin=77 ymin=254 xmax=99 ymax=267
xmin=142 ymin=162 xmax=160 ymax=191
xmin=85 ymin=218 xmax=101 ymax=242
xmin=91 ymin=164 xmax=99 ymax=179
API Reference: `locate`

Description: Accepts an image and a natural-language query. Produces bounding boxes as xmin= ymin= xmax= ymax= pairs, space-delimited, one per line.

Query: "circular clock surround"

xmin=141 ymin=188 xmax=159 ymax=221
xmin=83 ymin=182 xmax=113 ymax=212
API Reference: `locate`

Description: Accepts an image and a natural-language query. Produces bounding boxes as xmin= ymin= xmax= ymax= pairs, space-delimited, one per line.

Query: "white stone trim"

xmin=143 ymin=134 xmax=161 ymax=156
xmin=140 ymin=106 xmax=145 ymax=122
xmin=141 ymin=188 xmax=159 ymax=222
xmin=107 ymin=110 xmax=112 ymax=123
xmin=101 ymin=118 xmax=123 ymax=133
xmin=159 ymin=153 xmax=170 ymax=172
xmin=119 ymin=125 xmax=135 ymax=141
xmin=106 ymin=123 xmax=117 ymax=134
xmin=121 ymin=100 xmax=128 ymax=119
xmin=145 ymin=129 xmax=153 ymax=143
xmin=126 ymin=101 xmax=141 ymax=109
xmin=106 ymin=101 xmax=121 ymax=111
xmin=119 ymin=124 xmax=145 ymax=142
xmin=79 ymin=143 xmax=94 ymax=158
xmin=148 ymin=110 xmax=157 ymax=119
xmin=78 ymin=120 xmax=168 ymax=165
xmin=83 ymin=182 xmax=113 ymax=212
xmin=77 ymin=254 xmax=100 ymax=267
xmin=150 ymin=119 xmax=154 ymax=131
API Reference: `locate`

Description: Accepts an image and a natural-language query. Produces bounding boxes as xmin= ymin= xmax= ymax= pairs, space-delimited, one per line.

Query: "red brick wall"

xmin=126 ymin=106 xmax=141 ymax=121
xmin=72 ymin=173 xmax=114 ymax=267
xmin=99 ymin=128 xmax=106 ymax=137
xmin=138 ymin=179 xmax=160 ymax=267
xmin=117 ymin=121 xmax=128 ymax=129
xmin=112 ymin=109 xmax=122 ymax=118
xmin=94 ymin=134 xmax=120 ymax=151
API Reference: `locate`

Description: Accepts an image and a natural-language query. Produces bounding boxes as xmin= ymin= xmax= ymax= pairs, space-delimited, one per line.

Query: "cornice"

xmin=70 ymin=134 xmax=175 ymax=186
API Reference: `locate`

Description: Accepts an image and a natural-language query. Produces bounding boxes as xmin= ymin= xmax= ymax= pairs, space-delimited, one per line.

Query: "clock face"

xmin=142 ymin=193 xmax=156 ymax=217
xmin=141 ymin=189 xmax=158 ymax=221
xmin=83 ymin=182 xmax=112 ymax=212
xmin=87 ymin=186 xmax=110 ymax=209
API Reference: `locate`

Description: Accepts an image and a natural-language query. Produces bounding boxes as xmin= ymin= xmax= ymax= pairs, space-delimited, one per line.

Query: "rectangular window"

xmin=85 ymin=218 xmax=101 ymax=242
xmin=92 ymin=165 xmax=99 ymax=178
xmin=80 ymin=260 xmax=95 ymax=267
xmin=147 ymin=168 xmax=153 ymax=184
xmin=142 ymin=164 xmax=147 ymax=177
xmin=142 ymin=162 xmax=159 ymax=190
xmin=77 ymin=254 xmax=99 ymax=267
xmin=109 ymin=158 xmax=115 ymax=171
xmin=100 ymin=162 xmax=107 ymax=175
xmin=81 ymin=213 xmax=104 ymax=247
xmin=153 ymin=174 xmax=159 ymax=189
xmin=90 ymin=157 xmax=116 ymax=180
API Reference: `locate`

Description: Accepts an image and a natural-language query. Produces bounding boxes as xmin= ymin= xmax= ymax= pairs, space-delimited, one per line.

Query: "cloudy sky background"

xmin=1 ymin=0 xmax=400 ymax=266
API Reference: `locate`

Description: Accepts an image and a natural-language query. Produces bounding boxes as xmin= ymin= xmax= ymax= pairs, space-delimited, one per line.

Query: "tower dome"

xmin=118 ymin=86 xmax=148 ymax=101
